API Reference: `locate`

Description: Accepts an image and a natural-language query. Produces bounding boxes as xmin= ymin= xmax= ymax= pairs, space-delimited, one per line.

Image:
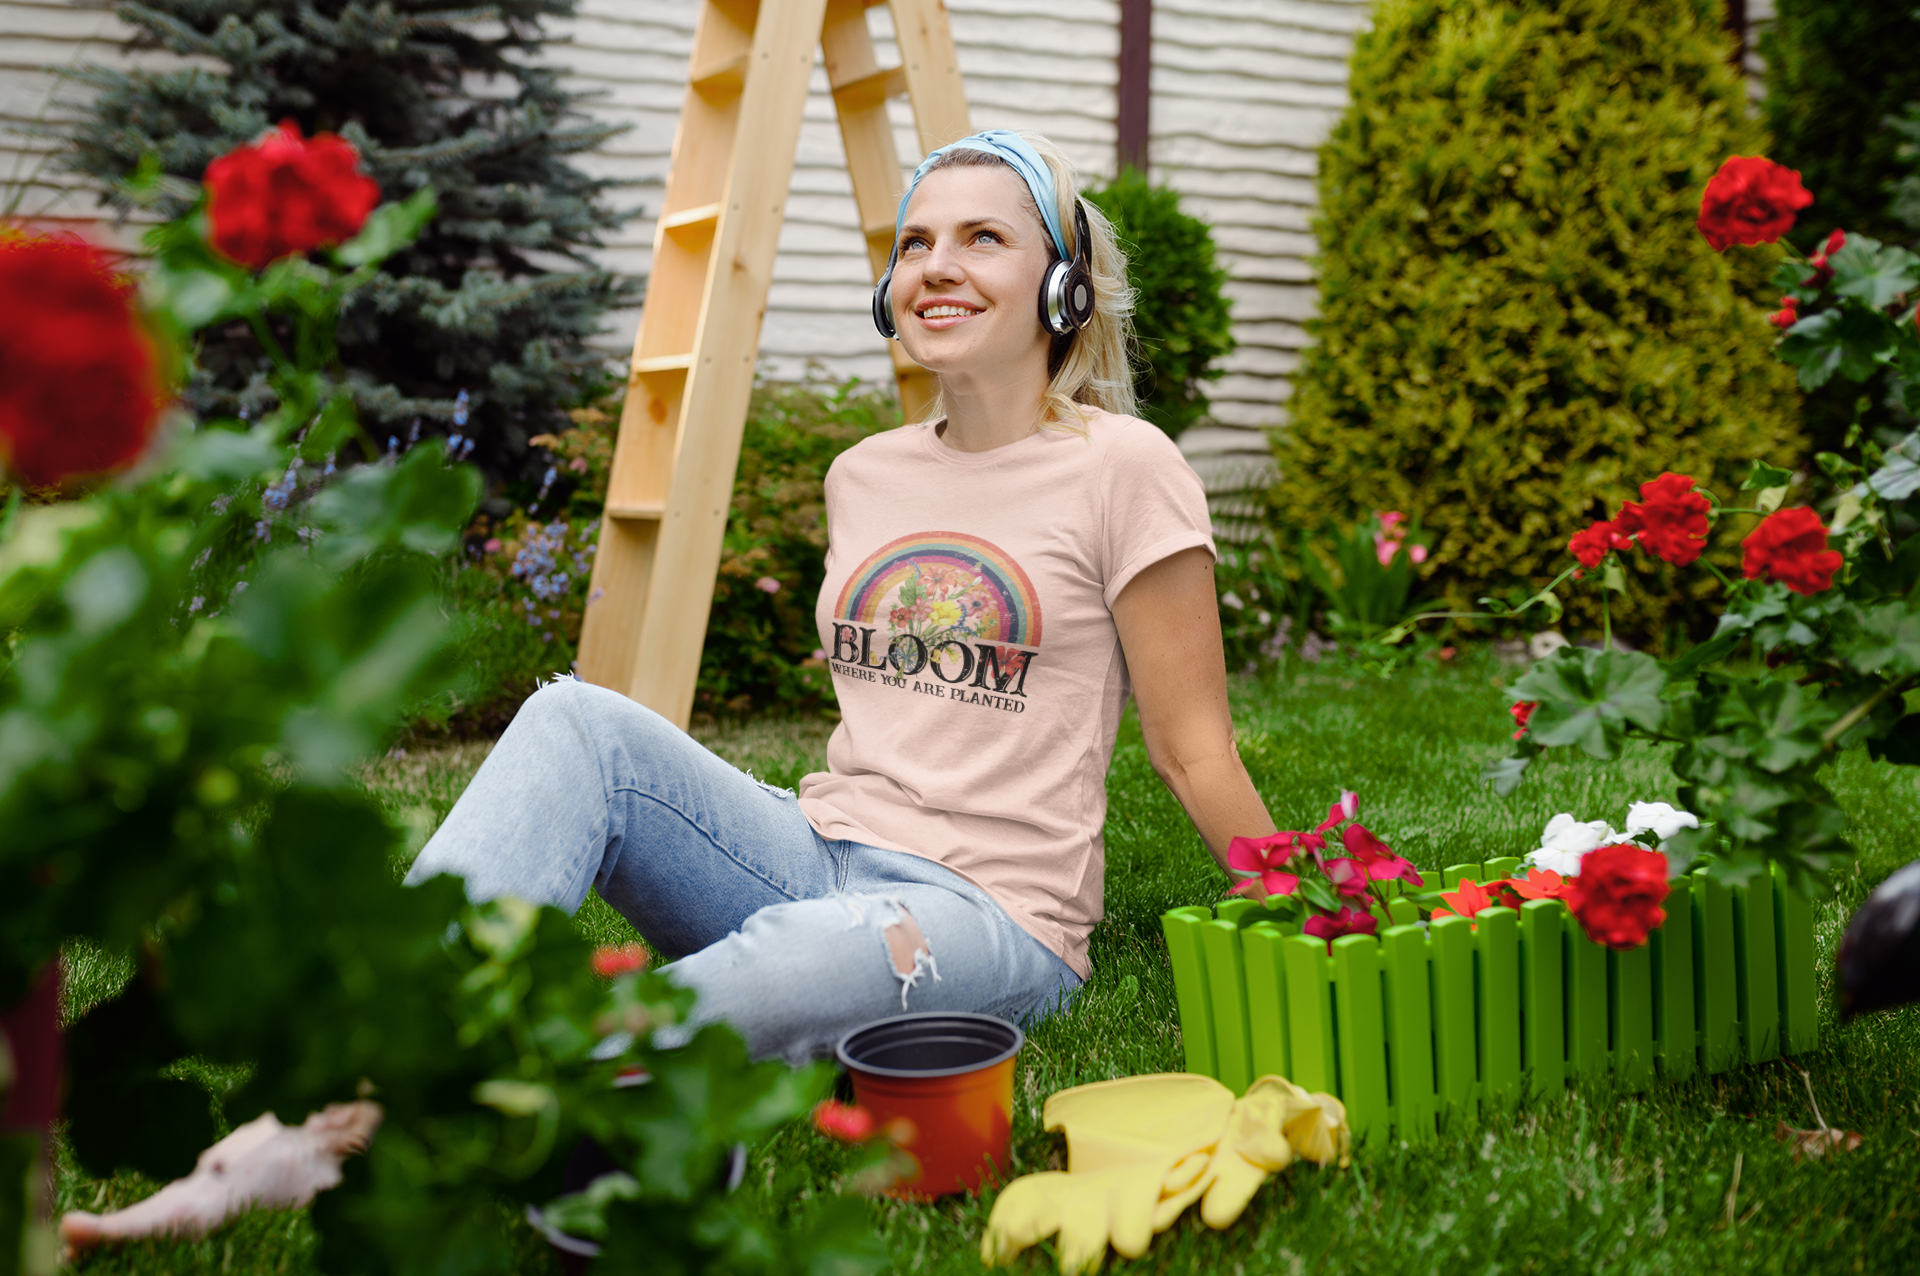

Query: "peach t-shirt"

xmin=795 ymin=409 xmax=1215 ymax=978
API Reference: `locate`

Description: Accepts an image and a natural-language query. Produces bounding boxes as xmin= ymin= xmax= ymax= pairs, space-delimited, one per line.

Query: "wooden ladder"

xmin=575 ymin=0 xmax=972 ymax=727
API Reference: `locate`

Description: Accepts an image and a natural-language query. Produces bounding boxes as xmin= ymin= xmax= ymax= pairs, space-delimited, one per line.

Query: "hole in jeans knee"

xmin=885 ymin=910 xmax=929 ymax=977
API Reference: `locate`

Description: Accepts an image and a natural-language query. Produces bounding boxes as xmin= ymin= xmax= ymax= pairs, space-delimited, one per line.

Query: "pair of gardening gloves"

xmin=980 ymin=1073 xmax=1349 ymax=1275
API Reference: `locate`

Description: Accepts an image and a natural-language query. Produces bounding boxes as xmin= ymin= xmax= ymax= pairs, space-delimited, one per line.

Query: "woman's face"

xmin=890 ymin=165 xmax=1055 ymax=381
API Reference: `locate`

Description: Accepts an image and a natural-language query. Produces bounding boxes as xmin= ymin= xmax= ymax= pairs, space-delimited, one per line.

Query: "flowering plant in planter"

xmin=1228 ymin=791 xmax=1424 ymax=946
xmin=1486 ymin=154 xmax=1920 ymax=897
xmin=1 ymin=124 xmax=879 ymax=1273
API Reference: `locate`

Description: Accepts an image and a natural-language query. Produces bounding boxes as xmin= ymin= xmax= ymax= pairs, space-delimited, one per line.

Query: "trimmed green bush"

xmin=1084 ymin=169 xmax=1235 ymax=439
xmin=1277 ymin=0 xmax=1805 ymax=643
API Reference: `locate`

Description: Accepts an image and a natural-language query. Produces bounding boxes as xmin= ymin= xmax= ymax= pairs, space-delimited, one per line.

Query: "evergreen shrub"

xmin=1084 ymin=168 xmax=1235 ymax=439
xmin=1277 ymin=0 xmax=1805 ymax=644
xmin=70 ymin=0 xmax=636 ymax=480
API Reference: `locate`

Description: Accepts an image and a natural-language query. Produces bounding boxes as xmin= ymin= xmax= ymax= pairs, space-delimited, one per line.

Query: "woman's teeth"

xmin=921 ymin=305 xmax=975 ymax=319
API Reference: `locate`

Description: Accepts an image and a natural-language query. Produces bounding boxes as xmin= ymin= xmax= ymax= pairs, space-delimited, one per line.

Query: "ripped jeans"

xmin=405 ymin=678 xmax=1082 ymax=1064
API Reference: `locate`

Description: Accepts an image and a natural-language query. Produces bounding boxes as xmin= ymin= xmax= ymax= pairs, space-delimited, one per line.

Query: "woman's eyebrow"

xmin=899 ymin=216 xmax=1021 ymax=238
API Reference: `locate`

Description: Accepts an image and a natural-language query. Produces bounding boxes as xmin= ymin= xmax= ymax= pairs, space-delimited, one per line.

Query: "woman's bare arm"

xmin=1110 ymin=546 xmax=1275 ymax=876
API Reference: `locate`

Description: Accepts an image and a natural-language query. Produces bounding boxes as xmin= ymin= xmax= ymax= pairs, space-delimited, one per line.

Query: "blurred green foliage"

xmin=1084 ymin=169 xmax=1236 ymax=440
xmin=1278 ymin=0 xmax=1805 ymax=648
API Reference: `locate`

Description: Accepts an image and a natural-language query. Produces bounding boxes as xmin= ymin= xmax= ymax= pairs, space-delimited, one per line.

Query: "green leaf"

xmin=1842 ymin=599 xmax=1920 ymax=676
xmin=1602 ymin=556 xmax=1627 ymax=595
xmin=335 ymin=189 xmax=439 ymax=268
xmin=1664 ymin=626 xmax=1745 ymax=679
xmin=1484 ymin=754 xmax=1530 ymax=795
xmin=1510 ymin=648 xmax=1667 ymax=758
xmin=1830 ymin=238 xmax=1920 ymax=309
xmin=1743 ymin=460 xmax=1794 ymax=490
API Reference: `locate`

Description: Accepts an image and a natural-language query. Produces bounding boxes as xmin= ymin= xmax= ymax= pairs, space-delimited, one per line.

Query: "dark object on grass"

xmin=1837 ymin=859 xmax=1920 ymax=1016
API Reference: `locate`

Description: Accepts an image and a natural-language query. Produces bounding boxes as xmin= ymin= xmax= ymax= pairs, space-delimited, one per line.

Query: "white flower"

xmin=1524 ymin=813 xmax=1616 ymax=877
xmin=1623 ymin=801 xmax=1699 ymax=843
xmin=1220 ymin=590 xmax=1245 ymax=611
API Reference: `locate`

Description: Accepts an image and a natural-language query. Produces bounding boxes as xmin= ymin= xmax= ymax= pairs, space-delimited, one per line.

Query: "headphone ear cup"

xmin=1063 ymin=257 xmax=1095 ymax=331
xmin=872 ymin=260 xmax=898 ymax=340
xmin=1039 ymin=260 xmax=1074 ymax=336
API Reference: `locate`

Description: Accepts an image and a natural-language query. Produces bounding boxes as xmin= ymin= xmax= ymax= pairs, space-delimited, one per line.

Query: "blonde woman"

xmin=406 ymin=130 xmax=1278 ymax=1062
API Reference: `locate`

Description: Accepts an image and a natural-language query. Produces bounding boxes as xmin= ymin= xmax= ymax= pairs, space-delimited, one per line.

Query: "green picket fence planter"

xmin=1160 ymin=857 xmax=1819 ymax=1149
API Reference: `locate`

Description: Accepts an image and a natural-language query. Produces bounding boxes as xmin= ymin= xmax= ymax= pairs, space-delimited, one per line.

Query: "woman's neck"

xmin=934 ymin=352 xmax=1052 ymax=453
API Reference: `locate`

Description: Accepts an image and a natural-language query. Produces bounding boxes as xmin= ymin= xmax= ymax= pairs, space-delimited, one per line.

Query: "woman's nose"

xmin=918 ymin=235 xmax=964 ymax=283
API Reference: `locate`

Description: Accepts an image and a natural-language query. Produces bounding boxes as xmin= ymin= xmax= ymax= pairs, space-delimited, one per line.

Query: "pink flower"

xmin=1314 ymin=790 xmax=1360 ymax=833
xmin=1302 ymin=905 xmax=1378 ymax=949
xmin=1319 ymin=857 xmax=1373 ymax=901
xmin=568 ymin=456 xmax=589 ymax=473
xmin=1226 ymin=831 xmax=1322 ymax=898
xmin=754 ymin=576 xmax=782 ymax=594
xmin=484 ymin=537 xmax=502 ymax=553
xmin=1340 ymin=823 xmax=1424 ymax=887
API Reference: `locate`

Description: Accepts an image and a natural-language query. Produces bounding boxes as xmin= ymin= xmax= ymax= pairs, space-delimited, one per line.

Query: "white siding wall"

xmin=1149 ymin=0 xmax=1368 ymax=487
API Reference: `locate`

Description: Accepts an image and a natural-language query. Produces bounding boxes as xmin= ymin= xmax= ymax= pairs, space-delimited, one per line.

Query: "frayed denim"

xmin=406 ymin=677 xmax=1081 ymax=1063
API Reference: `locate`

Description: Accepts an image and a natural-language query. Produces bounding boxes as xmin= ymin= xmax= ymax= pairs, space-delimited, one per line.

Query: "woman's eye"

xmin=975 ymin=230 xmax=1002 ymax=245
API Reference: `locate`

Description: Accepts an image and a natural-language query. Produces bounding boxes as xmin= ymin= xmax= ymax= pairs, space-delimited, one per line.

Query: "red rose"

xmin=1742 ymin=506 xmax=1843 ymax=595
xmin=1510 ymin=700 xmax=1537 ymax=740
xmin=204 ymin=121 xmax=380 ymax=270
xmin=1768 ymin=296 xmax=1800 ymax=329
xmin=0 ymin=234 xmax=166 ymax=486
xmin=1620 ymin=473 xmax=1710 ymax=566
xmin=1564 ymin=844 xmax=1669 ymax=949
xmin=589 ymin=942 xmax=649 ymax=978
xmin=1697 ymin=156 xmax=1813 ymax=252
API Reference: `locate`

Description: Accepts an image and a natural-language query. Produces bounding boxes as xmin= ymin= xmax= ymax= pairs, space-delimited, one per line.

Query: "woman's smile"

xmin=915 ymin=299 xmax=985 ymax=328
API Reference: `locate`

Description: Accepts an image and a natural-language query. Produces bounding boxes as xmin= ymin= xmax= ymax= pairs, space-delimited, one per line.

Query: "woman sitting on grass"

xmin=404 ymin=129 xmax=1279 ymax=1063
xmin=63 ymin=127 xmax=1278 ymax=1252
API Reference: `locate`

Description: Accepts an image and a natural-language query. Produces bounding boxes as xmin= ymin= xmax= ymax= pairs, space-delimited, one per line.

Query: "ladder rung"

xmin=606 ymin=501 xmax=666 ymax=521
xmin=631 ymin=354 xmax=694 ymax=378
xmin=661 ymin=202 xmax=722 ymax=237
xmin=690 ymin=51 xmax=749 ymax=98
xmin=831 ymin=65 xmax=907 ymax=109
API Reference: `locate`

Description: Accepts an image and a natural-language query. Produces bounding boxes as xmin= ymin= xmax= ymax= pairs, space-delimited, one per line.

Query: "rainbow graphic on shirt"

xmin=835 ymin=531 xmax=1043 ymax=649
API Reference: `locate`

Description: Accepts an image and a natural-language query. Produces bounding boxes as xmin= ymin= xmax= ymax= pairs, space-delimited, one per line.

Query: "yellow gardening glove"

xmin=1198 ymin=1075 xmax=1350 ymax=1229
xmin=981 ymin=1074 xmax=1233 ymax=1274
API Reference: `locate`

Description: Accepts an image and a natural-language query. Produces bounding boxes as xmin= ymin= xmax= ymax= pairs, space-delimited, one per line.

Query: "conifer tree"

xmin=1277 ymin=0 xmax=1804 ymax=643
xmin=70 ymin=0 xmax=636 ymax=475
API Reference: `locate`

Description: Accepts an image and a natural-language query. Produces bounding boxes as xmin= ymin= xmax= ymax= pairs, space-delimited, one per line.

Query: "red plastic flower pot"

xmin=835 ymin=1012 xmax=1022 ymax=1200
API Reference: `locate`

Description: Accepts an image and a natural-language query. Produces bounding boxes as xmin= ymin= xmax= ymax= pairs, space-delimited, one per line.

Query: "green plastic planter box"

xmin=1161 ymin=860 xmax=1818 ymax=1148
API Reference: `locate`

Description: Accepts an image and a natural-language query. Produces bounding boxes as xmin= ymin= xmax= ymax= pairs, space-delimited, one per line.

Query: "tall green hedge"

xmin=1276 ymin=0 xmax=1804 ymax=643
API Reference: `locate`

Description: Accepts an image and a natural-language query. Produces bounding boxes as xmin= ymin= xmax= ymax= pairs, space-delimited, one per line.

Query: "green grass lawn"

xmin=57 ymin=655 xmax=1920 ymax=1274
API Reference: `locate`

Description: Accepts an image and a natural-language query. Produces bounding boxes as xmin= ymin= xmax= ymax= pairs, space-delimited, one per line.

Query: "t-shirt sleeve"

xmin=1099 ymin=417 xmax=1218 ymax=608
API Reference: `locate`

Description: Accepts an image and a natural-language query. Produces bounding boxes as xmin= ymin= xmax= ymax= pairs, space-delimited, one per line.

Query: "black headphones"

xmin=873 ymin=200 xmax=1097 ymax=341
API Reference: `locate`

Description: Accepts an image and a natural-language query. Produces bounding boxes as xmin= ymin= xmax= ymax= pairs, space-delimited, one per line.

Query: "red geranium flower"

xmin=1302 ymin=905 xmax=1378 ymax=950
xmin=1804 ymin=229 xmax=1845 ymax=287
xmin=205 ymin=121 xmax=381 ymax=270
xmin=0 ymin=235 xmax=167 ymax=486
xmin=590 ymin=943 xmax=650 ymax=978
xmin=813 ymin=1100 xmax=876 ymax=1143
xmin=1767 ymin=296 xmax=1800 ymax=330
xmin=1227 ymin=830 xmax=1322 ymax=899
xmin=1742 ymin=506 xmax=1843 ymax=596
xmin=1568 ymin=519 xmax=1627 ymax=569
xmin=1510 ymin=701 xmax=1537 ymax=741
xmin=1697 ymin=156 xmax=1813 ymax=252
xmin=1620 ymin=473 xmax=1710 ymax=566
xmin=1564 ymin=844 xmax=1669 ymax=950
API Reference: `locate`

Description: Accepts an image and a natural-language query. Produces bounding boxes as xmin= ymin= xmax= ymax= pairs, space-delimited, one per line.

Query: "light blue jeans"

xmin=406 ymin=677 xmax=1081 ymax=1063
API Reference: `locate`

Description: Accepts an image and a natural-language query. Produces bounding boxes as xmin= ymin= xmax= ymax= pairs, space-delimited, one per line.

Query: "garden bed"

xmin=1163 ymin=860 xmax=1818 ymax=1147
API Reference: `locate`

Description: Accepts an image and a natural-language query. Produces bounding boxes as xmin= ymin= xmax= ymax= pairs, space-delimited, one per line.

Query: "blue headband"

xmin=893 ymin=129 xmax=1069 ymax=259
